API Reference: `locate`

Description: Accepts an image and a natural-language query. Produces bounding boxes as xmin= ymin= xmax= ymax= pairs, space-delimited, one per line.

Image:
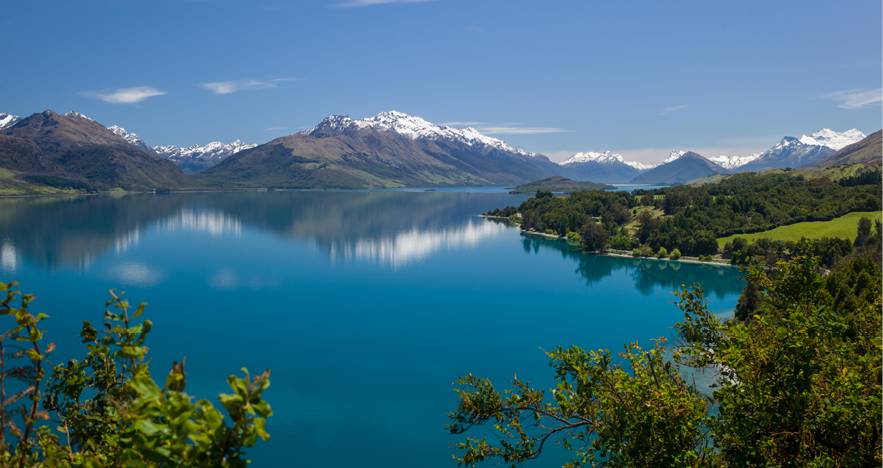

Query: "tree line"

xmin=485 ymin=171 xmax=881 ymax=256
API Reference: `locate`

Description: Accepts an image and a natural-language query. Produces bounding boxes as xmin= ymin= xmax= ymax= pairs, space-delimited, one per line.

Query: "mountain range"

xmin=0 ymin=109 xmax=878 ymax=191
xmin=0 ymin=110 xmax=187 ymax=190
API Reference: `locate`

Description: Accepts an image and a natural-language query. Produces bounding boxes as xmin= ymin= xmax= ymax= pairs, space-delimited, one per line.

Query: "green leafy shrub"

xmin=0 ymin=283 xmax=272 ymax=467
xmin=656 ymin=247 xmax=668 ymax=258
xmin=669 ymin=248 xmax=681 ymax=260
xmin=566 ymin=231 xmax=581 ymax=242
xmin=631 ymin=248 xmax=641 ymax=257
xmin=447 ymin=253 xmax=882 ymax=467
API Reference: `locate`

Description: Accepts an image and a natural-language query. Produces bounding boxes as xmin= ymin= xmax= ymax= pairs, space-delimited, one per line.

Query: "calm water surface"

xmin=0 ymin=191 xmax=743 ymax=467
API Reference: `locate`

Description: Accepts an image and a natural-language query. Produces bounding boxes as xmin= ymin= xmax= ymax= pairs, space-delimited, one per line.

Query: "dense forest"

xmin=485 ymin=171 xmax=882 ymax=255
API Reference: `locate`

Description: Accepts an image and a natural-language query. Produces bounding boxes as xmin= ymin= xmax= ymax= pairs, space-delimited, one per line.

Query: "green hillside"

xmin=717 ymin=211 xmax=882 ymax=246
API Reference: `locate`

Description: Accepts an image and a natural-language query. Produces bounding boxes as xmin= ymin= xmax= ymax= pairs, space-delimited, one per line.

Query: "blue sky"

xmin=2 ymin=0 xmax=881 ymax=164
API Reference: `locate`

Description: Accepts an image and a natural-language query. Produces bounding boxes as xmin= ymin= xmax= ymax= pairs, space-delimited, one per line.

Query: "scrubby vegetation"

xmin=0 ymin=285 xmax=271 ymax=466
xmin=447 ymin=242 xmax=882 ymax=467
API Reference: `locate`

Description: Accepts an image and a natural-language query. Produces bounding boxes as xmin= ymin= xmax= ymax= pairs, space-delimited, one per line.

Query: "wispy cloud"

xmin=332 ymin=0 xmax=436 ymax=7
xmin=263 ymin=127 xmax=287 ymax=131
xmin=660 ymin=104 xmax=689 ymax=114
xmin=80 ymin=86 xmax=166 ymax=104
xmin=477 ymin=126 xmax=566 ymax=135
xmin=824 ymin=88 xmax=882 ymax=109
xmin=200 ymin=78 xmax=298 ymax=95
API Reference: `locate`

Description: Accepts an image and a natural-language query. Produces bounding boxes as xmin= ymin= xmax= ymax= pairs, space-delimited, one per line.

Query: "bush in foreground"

xmin=0 ymin=284 xmax=271 ymax=467
xmin=446 ymin=252 xmax=881 ymax=467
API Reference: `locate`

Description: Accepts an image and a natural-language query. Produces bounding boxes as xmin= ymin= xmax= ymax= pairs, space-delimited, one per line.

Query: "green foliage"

xmin=448 ymin=252 xmax=882 ymax=467
xmin=565 ymin=231 xmax=581 ymax=242
xmin=677 ymin=255 xmax=882 ymax=466
xmin=579 ymin=222 xmax=609 ymax=252
xmin=0 ymin=284 xmax=272 ymax=467
xmin=446 ymin=338 xmax=714 ymax=468
xmin=656 ymin=247 xmax=668 ymax=259
xmin=669 ymin=248 xmax=681 ymax=260
xmin=488 ymin=171 xmax=881 ymax=256
xmin=22 ymin=175 xmax=95 ymax=193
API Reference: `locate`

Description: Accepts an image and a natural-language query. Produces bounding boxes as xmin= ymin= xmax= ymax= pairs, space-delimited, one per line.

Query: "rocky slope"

xmin=194 ymin=111 xmax=554 ymax=189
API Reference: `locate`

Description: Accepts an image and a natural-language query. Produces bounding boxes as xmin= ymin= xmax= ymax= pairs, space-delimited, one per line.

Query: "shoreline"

xmin=483 ymin=216 xmax=737 ymax=268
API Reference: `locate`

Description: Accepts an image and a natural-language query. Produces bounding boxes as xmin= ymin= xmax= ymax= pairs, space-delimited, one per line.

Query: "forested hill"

xmin=485 ymin=171 xmax=882 ymax=256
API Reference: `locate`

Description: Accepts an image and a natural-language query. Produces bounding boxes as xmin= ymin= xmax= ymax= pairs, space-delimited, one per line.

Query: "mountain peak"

xmin=108 ymin=125 xmax=152 ymax=153
xmin=798 ymin=128 xmax=866 ymax=151
xmin=65 ymin=111 xmax=94 ymax=122
xmin=299 ymin=111 xmax=524 ymax=155
xmin=0 ymin=113 xmax=21 ymax=129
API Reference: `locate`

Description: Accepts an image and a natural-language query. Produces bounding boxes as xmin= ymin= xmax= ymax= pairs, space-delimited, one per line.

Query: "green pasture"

xmin=717 ymin=211 xmax=882 ymax=247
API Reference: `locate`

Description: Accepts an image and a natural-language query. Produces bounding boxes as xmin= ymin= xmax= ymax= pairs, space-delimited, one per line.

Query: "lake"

xmin=0 ymin=191 xmax=744 ymax=466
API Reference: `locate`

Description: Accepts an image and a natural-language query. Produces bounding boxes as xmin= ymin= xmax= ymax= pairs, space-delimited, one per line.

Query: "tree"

xmin=447 ymin=253 xmax=882 ymax=467
xmin=854 ymin=216 xmax=872 ymax=247
xmin=579 ymin=222 xmax=609 ymax=252
xmin=0 ymin=284 xmax=273 ymax=467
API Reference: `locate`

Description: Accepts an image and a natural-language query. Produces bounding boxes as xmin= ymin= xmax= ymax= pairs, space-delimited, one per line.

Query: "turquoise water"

xmin=0 ymin=191 xmax=743 ymax=466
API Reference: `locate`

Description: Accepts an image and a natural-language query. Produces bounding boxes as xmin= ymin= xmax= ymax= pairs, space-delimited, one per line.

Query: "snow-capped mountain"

xmin=655 ymin=150 xmax=687 ymax=167
xmin=154 ymin=140 xmax=257 ymax=174
xmin=560 ymin=151 xmax=653 ymax=170
xmin=108 ymin=125 xmax=153 ymax=154
xmin=707 ymin=153 xmax=762 ymax=170
xmin=65 ymin=111 xmax=94 ymax=121
xmin=0 ymin=113 xmax=21 ymax=129
xmin=739 ymin=128 xmax=866 ymax=172
xmin=300 ymin=111 xmax=531 ymax=155
xmin=798 ymin=128 xmax=865 ymax=151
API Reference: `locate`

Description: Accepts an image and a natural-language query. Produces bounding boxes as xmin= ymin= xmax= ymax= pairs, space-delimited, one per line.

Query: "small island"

xmin=508 ymin=176 xmax=615 ymax=194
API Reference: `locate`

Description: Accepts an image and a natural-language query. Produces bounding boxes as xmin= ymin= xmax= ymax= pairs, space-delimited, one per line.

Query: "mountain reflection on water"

xmin=0 ymin=192 xmax=743 ymax=296
xmin=0 ymin=192 xmax=519 ymax=271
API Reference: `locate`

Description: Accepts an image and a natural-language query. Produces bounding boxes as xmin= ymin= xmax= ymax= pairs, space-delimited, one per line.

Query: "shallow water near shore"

xmin=0 ymin=190 xmax=744 ymax=467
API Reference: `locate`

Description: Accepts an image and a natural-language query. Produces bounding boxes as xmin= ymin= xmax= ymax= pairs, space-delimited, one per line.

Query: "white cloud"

xmin=263 ymin=127 xmax=287 ymax=131
xmin=824 ymin=88 xmax=882 ymax=109
xmin=476 ymin=126 xmax=566 ymax=135
xmin=660 ymin=104 xmax=689 ymax=114
xmin=200 ymin=78 xmax=297 ymax=95
xmin=332 ymin=0 xmax=436 ymax=7
xmin=80 ymin=86 xmax=166 ymax=104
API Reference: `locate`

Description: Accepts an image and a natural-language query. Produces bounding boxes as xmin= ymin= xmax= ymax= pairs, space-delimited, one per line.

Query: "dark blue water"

xmin=0 ymin=191 xmax=743 ymax=467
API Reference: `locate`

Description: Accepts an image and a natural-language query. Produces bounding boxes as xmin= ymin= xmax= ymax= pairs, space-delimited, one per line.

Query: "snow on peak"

xmin=300 ymin=111 xmax=523 ymax=154
xmin=798 ymin=128 xmax=866 ymax=151
xmin=108 ymin=125 xmax=151 ymax=152
xmin=561 ymin=151 xmax=624 ymax=165
xmin=707 ymin=153 xmax=762 ymax=169
xmin=154 ymin=140 xmax=257 ymax=161
xmin=0 ymin=113 xmax=20 ymax=129
xmin=65 ymin=111 xmax=94 ymax=122
xmin=656 ymin=150 xmax=686 ymax=167
xmin=559 ymin=151 xmax=653 ymax=170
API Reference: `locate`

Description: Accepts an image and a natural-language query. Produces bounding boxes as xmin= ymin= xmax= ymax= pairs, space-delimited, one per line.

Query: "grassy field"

xmin=717 ymin=211 xmax=882 ymax=246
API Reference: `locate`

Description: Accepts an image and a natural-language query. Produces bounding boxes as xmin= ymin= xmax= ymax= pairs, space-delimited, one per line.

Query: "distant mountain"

xmin=738 ymin=129 xmax=865 ymax=172
xmin=107 ymin=124 xmax=255 ymax=173
xmin=810 ymin=130 xmax=882 ymax=169
xmin=3 ymin=110 xmax=150 ymax=156
xmin=0 ymin=113 xmax=21 ymax=129
xmin=510 ymin=175 xmax=614 ymax=193
xmin=193 ymin=111 xmax=553 ymax=189
xmin=630 ymin=152 xmax=728 ymax=185
xmin=558 ymin=151 xmax=648 ymax=183
xmin=108 ymin=125 xmax=155 ymax=155
xmin=154 ymin=140 xmax=258 ymax=174
xmin=707 ymin=153 xmax=762 ymax=169
xmin=0 ymin=110 xmax=187 ymax=190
